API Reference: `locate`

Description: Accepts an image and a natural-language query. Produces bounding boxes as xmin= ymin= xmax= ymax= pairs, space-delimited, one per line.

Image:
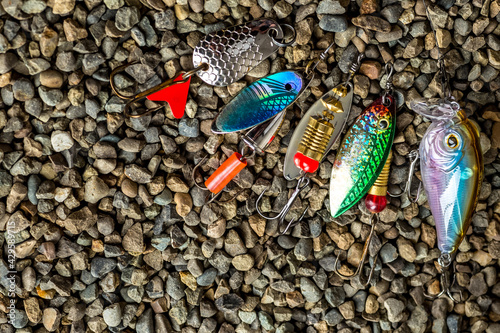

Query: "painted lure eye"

xmin=445 ymin=133 xmax=460 ymax=149
xmin=378 ymin=119 xmax=389 ymax=129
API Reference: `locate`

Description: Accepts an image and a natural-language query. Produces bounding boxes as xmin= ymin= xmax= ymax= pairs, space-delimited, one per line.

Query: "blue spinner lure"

xmin=212 ymin=71 xmax=304 ymax=133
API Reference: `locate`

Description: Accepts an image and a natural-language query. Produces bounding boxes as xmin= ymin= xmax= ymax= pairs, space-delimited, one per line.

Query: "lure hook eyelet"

xmin=342 ymin=53 xmax=365 ymax=85
xmin=255 ymin=174 xmax=310 ymax=234
xmin=381 ymin=62 xmax=394 ymax=106
xmin=384 ymin=62 xmax=394 ymax=80
xmin=269 ymin=24 xmax=296 ymax=47
xmin=333 ymin=214 xmax=380 ymax=287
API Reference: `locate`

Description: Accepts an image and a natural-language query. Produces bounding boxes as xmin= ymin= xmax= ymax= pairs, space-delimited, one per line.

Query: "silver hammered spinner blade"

xmin=193 ymin=19 xmax=284 ymax=87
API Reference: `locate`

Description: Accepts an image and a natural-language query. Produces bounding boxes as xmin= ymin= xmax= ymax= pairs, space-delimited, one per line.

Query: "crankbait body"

xmin=212 ymin=71 xmax=304 ymax=133
xmin=413 ymin=101 xmax=483 ymax=260
xmin=329 ymin=96 xmax=396 ymax=218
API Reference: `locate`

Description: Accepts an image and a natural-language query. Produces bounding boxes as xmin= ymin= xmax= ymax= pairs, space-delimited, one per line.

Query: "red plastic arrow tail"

xmin=147 ymin=74 xmax=191 ymax=119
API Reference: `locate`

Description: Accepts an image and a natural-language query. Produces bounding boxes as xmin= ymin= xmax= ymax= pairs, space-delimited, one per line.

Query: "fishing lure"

xmin=284 ymin=54 xmax=364 ymax=180
xmin=411 ymin=99 xmax=483 ymax=299
xmin=110 ymin=19 xmax=295 ymax=118
xmin=255 ymin=53 xmax=364 ymax=234
xmin=392 ymin=0 xmax=485 ymax=301
xmin=212 ymin=71 xmax=304 ymax=133
xmin=329 ymin=76 xmax=396 ymax=217
xmin=193 ymin=42 xmax=337 ymax=202
xmin=328 ymin=63 xmax=396 ymax=283
xmin=192 ymin=113 xmax=285 ymax=202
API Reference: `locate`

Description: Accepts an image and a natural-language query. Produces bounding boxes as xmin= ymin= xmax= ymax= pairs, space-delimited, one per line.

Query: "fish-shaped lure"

xmin=412 ymin=100 xmax=483 ymax=262
xmin=212 ymin=71 xmax=304 ymax=133
xmin=330 ymin=96 xmax=396 ymax=217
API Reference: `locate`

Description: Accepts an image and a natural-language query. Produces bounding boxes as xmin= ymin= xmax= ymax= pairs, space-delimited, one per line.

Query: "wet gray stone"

xmin=300 ymin=277 xmax=322 ymax=303
xmin=90 ymin=257 xmax=117 ymax=278
xmin=319 ymin=15 xmax=348 ymax=33
xmin=179 ymin=118 xmax=200 ymax=138
xmin=215 ymin=294 xmax=244 ymax=312
xmin=154 ymin=9 xmax=176 ymax=30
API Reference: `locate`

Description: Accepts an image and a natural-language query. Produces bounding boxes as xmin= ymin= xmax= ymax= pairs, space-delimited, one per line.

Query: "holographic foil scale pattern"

xmin=330 ymin=96 xmax=396 ymax=218
xmin=212 ymin=71 xmax=303 ymax=133
xmin=419 ymin=113 xmax=483 ymax=255
xmin=193 ymin=19 xmax=282 ymax=86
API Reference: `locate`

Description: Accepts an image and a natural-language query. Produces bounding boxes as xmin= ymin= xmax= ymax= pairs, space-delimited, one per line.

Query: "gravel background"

xmin=0 ymin=0 xmax=500 ymax=332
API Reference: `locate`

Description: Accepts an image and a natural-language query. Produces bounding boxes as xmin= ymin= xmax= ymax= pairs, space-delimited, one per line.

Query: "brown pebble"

xmin=491 ymin=122 xmax=500 ymax=149
xmin=359 ymin=60 xmax=382 ymax=80
xmin=427 ymin=279 xmax=441 ymax=297
xmin=43 ymin=308 xmax=61 ymax=332
xmin=40 ymin=27 xmax=58 ymax=57
xmin=337 ymin=232 xmax=355 ymax=250
xmin=174 ymin=192 xmax=193 ymax=217
xmin=365 ymin=294 xmax=379 ymax=314
xmin=63 ymin=18 xmax=88 ymax=42
xmin=122 ymin=223 xmax=144 ymax=254
xmin=24 ymin=297 xmax=42 ymax=324
xmin=248 ymin=214 xmax=266 ymax=237
xmin=286 ymin=291 xmax=305 ymax=308
xmin=352 ymin=15 xmax=391 ymax=33
xmin=121 ymin=178 xmax=138 ymax=198
xmin=421 ymin=223 xmax=436 ymax=248
xmin=360 ymin=0 xmax=379 ymax=14
xmin=39 ymin=242 xmax=56 ymax=260
xmin=483 ymin=107 xmax=500 ymax=122
xmin=0 ymin=72 xmax=11 ymax=87
xmin=151 ymin=298 xmax=169 ymax=313
xmin=167 ymin=176 xmax=190 ymax=193
xmin=339 ymin=301 xmax=356 ymax=319
xmin=232 ymin=254 xmax=255 ymax=271
xmin=40 ymin=70 xmax=64 ymax=88
xmin=347 ymin=242 xmax=364 ymax=267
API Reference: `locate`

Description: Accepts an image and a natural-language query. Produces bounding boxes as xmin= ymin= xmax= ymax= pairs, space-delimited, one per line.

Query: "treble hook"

xmin=388 ymin=150 xmax=422 ymax=202
xmin=424 ymin=253 xmax=462 ymax=302
xmin=334 ymin=214 xmax=380 ymax=286
xmin=110 ymin=62 xmax=208 ymax=118
xmin=256 ymin=175 xmax=310 ymax=234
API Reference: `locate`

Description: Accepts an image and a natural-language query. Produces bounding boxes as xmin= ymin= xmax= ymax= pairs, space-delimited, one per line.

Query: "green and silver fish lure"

xmin=329 ymin=96 xmax=396 ymax=217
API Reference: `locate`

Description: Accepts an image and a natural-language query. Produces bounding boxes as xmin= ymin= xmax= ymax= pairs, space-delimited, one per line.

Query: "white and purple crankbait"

xmin=411 ymin=99 xmax=483 ymax=267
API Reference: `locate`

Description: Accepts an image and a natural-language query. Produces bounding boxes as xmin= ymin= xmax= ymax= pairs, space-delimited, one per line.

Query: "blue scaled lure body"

xmin=212 ymin=71 xmax=304 ymax=133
